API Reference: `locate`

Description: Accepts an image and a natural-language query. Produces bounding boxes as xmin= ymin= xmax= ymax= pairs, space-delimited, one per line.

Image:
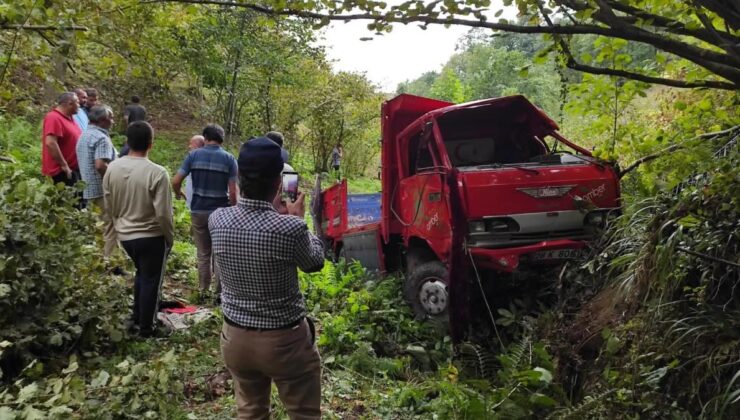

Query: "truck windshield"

xmin=441 ymin=133 xmax=587 ymax=169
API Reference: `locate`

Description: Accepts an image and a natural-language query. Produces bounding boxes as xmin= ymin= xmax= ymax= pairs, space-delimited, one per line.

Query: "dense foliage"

xmin=1 ymin=0 xmax=739 ymax=418
xmin=0 ymin=1 xmax=384 ymax=179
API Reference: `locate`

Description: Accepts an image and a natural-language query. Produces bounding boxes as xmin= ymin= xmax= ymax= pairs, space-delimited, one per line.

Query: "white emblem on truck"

xmin=579 ymin=183 xmax=607 ymax=202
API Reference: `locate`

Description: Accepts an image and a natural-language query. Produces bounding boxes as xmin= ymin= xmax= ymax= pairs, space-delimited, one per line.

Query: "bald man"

xmin=184 ymin=135 xmax=206 ymax=210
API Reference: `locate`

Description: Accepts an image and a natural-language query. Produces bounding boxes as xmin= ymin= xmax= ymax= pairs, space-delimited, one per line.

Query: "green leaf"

xmin=0 ymin=407 xmax=17 ymax=419
xmin=48 ymin=406 xmax=73 ymax=416
xmin=21 ymin=406 xmax=45 ymax=420
xmin=605 ymin=335 xmax=622 ymax=354
xmin=497 ymin=308 xmax=513 ymax=318
xmin=116 ymin=360 xmax=130 ymax=371
xmin=677 ymin=215 xmax=700 ymax=227
xmin=49 ymin=333 xmax=63 ymax=346
xmin=697 ymin=99 xmax=712 ymax=111
xmin=17 ymin=382 xmax=38 ymax=403
xmin=109 ymin=329 xmax=123 ymax=343
xmin=91 ymin=370 xmax=110 ymax=388
xmin=62 ymin=361 xmax=78 ymax=374
xmin=530 ymin=392 xmax=558 ymax=407
xmin=534 ymin=367 xmax=553 ymax=383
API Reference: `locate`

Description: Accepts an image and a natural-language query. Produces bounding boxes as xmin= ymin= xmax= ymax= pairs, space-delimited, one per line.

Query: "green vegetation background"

xmin=0 ymin=2 xmax=739 ymax=418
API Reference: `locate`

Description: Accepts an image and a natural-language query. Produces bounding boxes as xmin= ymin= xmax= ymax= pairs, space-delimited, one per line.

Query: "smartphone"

xmin=282 ymin=171 xmax=299 ymax=202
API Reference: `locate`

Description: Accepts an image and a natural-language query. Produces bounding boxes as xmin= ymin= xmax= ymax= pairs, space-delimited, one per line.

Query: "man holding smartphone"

xmin=210 ymin=137 xmax=324 ymax=419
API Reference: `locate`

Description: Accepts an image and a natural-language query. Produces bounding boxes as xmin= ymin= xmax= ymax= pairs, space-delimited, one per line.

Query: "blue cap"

xmin=238 ymin=137 xmax=285 ymax=177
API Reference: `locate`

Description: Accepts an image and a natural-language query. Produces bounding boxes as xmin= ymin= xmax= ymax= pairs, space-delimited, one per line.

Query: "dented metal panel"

xmin=347 ymin=193 xmax=382 ymax=228
xmin=342 ymin=228 xmax=383 ymax=271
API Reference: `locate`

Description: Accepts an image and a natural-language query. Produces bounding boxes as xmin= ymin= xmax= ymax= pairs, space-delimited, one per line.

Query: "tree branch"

xmin=147 ymin=0 xmax=740 ymax=86
xmin=565 ymin=59 xmax=736 ymax=90
xmin=619 ymin=126 xmax=740 ymax=178
xmin=33 ymin=29 xmax=59 ymax=47
xmin=603 ymin=0 xmax=740 ymax=47
xmin=0 ymin=24 xmax=88 ymax=31
xmin=676 ymin=247 xmax=740 ymax=268
xmin=692 ymin=1 xmax=740 ymax=60
xmin=694 ymin=0 xmax=740 ymax=30
xmin=538 ymin=3 xmax=737 ymax=91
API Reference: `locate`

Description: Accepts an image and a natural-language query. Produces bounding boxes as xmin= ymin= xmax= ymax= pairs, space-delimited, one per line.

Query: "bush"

xmin=0 ymin=165 xmax=129 ymax=380
xmin=0 ymin=116 xmax=41 ymax=175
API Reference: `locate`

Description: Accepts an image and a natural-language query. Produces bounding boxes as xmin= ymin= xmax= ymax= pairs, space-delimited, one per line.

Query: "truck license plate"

xmin=531 ymin=248 xmax=585 ymax=261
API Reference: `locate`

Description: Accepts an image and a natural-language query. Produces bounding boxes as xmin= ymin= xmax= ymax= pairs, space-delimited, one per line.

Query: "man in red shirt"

xmin=42 ymin=92 xmax=82 ymax=186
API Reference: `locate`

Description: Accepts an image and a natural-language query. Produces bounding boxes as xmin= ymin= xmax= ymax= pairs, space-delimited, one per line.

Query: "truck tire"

xmin=404 ymin=261 xmax=449 ymax=327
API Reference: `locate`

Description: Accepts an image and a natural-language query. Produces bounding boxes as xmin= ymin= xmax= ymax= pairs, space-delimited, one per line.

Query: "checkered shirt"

xmin=75 ymin=125 xmax=115 ymax=199
xmin=209 ymin=197 xmax=325 ymax=329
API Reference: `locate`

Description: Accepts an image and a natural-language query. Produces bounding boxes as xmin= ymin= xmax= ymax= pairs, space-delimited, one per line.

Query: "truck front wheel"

xmin=404 ymin=261 xmax=449 ymax=325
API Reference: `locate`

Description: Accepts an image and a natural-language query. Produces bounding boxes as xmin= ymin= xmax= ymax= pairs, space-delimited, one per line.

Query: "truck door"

xmin=398 ymin=124 xmax=452 ymax=262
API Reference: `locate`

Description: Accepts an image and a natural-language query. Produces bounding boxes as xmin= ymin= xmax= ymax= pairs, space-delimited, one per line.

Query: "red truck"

xmin=312 ymin=94 xmax=620 ymax=339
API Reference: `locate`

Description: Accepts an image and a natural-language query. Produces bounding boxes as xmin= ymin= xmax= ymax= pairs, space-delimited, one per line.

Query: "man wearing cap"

xmin=171 ymin=124 xmax=237 ymax=302
xmin=210 ymin=137 xmax=324 ymax=419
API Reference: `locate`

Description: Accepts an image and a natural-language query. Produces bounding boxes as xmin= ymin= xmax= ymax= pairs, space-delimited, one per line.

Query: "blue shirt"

xmin=177 ymin=144 xmax=237 ymax=213
xmin=73 ymin=109 xmax=89 ymax=131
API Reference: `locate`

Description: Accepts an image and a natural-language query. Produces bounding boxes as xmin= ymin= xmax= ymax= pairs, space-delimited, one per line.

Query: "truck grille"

xmin=467 ymin=229 xmax=590 ymax=248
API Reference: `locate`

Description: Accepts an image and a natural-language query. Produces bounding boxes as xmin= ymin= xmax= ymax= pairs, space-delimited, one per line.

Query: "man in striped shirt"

xmin=171 ymin=124 xmax=237 ymax=302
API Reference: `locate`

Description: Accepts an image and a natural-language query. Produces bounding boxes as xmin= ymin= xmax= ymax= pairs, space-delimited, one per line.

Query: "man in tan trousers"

xmin=75 ymin=105 xmax=121 ymax=269
xmin=209 ymin=137 xmax=324 ymax=419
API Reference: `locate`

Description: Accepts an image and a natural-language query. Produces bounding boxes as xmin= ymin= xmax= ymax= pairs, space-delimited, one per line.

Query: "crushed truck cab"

xmin=314 ymin=94 xmax=620 ymax=336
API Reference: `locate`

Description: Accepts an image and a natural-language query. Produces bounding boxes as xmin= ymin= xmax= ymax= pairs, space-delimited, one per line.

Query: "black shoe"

xmin=124 ymin=318 xmax=139 ymax=334
xmin=139 ymin=327 xmax=172 ymax=339
xmin=110 ymin=266 xmax=128 ymax=276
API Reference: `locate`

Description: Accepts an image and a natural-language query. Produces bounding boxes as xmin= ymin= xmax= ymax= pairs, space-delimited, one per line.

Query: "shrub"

xmin=0 ymin=165 xmax=129 ymax=380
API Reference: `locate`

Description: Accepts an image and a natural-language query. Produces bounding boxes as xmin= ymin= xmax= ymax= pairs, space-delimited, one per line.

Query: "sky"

xmin=319 ymin=21 xmax=470 ymax=92
xmin=317 ymin=3 xmax=517 ymax=92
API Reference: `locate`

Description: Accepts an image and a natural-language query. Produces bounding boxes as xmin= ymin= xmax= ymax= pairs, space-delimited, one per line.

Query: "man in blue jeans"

xmin=172 ymin=124 xmax=237 ymax=303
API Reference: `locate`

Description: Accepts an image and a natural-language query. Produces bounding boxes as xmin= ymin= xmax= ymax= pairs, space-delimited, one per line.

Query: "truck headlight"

xmin=585 ymin=211 xmax=605 ymax=227
xmin=469 ymin=220 xmax=486 ymax=233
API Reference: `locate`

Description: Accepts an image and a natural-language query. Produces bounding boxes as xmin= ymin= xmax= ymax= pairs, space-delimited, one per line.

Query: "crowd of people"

xmin=40 ymin=90 xmax=326 ymax=419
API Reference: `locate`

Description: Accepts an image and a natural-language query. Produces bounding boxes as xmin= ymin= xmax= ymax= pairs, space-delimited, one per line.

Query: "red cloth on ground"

xmin=162 ymin=305 xmax=198 ymax=314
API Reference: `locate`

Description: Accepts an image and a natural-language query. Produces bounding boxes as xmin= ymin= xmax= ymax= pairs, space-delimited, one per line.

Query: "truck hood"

xmin=459 ymin=164 xmax=620 ymax=217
